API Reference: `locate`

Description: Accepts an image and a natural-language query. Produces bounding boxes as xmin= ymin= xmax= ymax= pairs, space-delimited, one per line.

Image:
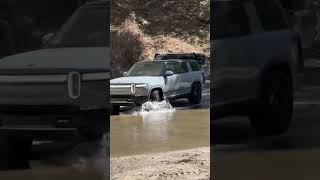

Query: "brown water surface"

xmin=110 ymin=109 xmax=210 ymax=157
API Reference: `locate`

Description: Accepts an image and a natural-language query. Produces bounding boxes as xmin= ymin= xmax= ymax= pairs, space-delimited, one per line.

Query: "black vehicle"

xmin=154 ymin=53 xmax=206 ymax=65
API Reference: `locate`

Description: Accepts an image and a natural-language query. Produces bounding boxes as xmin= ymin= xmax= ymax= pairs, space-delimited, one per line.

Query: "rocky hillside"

xmin=111 ymin=0 xmax=209 ymax=77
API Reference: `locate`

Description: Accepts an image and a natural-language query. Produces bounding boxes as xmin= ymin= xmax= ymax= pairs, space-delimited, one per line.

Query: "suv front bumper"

xmin=111 ymin=95 xmax=148 ymax=106
xmin=0 ymin=107 xmax=107 ymax=140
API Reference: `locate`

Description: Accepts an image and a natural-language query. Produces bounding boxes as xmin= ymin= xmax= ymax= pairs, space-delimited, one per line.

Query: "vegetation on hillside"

xmin=111 ymin=0 xmax=209 ymax=77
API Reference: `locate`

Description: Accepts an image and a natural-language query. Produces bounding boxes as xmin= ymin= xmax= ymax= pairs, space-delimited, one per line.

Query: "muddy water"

xmin=110 ymin=109 xmax=210 ymax=157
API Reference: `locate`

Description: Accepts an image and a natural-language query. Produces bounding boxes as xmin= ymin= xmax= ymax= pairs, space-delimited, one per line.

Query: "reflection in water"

xmin=139 ymin=101 xmax=175 ymax=143
xmin=111 ymin=108 xmax=210 ymax=157
xmin=71 ymin=133 xmax=109 ymax=179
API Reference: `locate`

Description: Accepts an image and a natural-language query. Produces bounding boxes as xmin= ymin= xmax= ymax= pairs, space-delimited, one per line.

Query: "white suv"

xmin=110 ymin=59 xmax=203 ymax=115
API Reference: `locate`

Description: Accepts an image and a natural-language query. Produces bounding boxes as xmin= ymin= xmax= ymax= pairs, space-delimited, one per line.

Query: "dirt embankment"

xmin=111 ymin=147 xmax=210 ymax=180
xmin=110 ymin=0 xmax=209 ymax=77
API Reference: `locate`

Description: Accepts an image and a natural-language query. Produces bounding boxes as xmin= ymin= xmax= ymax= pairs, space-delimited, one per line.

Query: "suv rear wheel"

xmin=250 ymin=70 xmax=293 ymax=135
xmin=188 ymin=83 xmax=202 ymax=104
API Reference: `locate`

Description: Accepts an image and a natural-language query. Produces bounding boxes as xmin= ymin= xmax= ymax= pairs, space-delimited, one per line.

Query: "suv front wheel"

xmin=80 ymin=110 xmax=107 ymax=141
xmin=150 ymin=89 xmax=163 ymax=102
xmin=250 ymin=70 xmax=293 ymax=136
xmin=188 ymin=83 xmax=202 ymax=104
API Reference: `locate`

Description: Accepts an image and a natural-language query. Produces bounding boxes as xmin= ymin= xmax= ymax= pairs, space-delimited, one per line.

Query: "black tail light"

xmin=68 ymin=72 xmax=81 ymax=99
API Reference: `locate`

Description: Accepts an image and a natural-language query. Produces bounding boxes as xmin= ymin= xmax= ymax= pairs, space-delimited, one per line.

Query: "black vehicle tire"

xmin=0 ymin=136 xmax=32 ymax=170
xmin=150 ymin=89 xmax=163 ymax=102
xmin=250 ymin=70 xmax=293 ymax=136
xmin=80 ymin=111 xmax=108 ymax=141
xmin=111 ymin=105 xmax=120 ymax=115
xmin=188 ymin=83 xmax=202 ymax=104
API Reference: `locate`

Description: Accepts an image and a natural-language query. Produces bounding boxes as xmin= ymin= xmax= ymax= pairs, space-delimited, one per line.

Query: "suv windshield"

xmin=127 ymin=62 xmax=165 ymax=76
xmin=48 ymin=6 xmax=107 ymax=48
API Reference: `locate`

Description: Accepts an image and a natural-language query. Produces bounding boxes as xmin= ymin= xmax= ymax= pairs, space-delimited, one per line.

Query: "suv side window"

xmin=176 ymin=62 xmax=189 ymax=74
xmin=165 ymin=63 xmax=175 ymax=73
xmin=212 ymin=1 xmax=251 ymax=39
xmin=165 ymin=62 xmax=188 ymax=74
xmin=253 ymin=0 xmax=288 ymax=31
xmin=189 ymin=61 xmax=201 ymax=71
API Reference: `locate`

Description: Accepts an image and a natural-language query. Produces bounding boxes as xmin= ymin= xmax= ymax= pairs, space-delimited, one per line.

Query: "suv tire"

xmin=80 ymin=111 xmax=107 ymax=141
xmin=150 ymin=89 xmax=163 ymax=102
xmin=188 ymin=83 xmax=202 ymax=104
xmin=250 ymin=70 xmax=293 ymax=136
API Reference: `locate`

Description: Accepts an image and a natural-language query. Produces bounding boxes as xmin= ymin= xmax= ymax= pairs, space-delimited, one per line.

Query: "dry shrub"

xmin=110 ymin=18 xmax=144 ymax=78
xmin=110 ymin=0 xmax=210 ymax=76
xmin=141 ymin=35 xmax=208 ymax=59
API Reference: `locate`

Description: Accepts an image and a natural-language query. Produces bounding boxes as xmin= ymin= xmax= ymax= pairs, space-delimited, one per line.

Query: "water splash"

xmin=141 ymin=100 xmax=174 ymax=111
xmin=132 ymin=100 xmax=175 ymax=114
xmin=130 ymin=100 xmax=176 ymax=123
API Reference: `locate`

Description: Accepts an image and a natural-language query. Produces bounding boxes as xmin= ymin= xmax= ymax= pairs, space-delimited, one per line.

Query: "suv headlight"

xmin=135 ymin=84 xmax=148 ymax=88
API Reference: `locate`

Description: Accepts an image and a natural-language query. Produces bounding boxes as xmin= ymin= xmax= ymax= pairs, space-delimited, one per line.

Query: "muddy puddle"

xmin=110 ymin=101 xmax=210 ymax=157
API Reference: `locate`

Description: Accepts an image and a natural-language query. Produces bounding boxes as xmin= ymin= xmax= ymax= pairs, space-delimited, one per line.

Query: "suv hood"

xmin=111 ymin=76 xmax=164 ymax=86
xmin=0 ymin=47 xmax=110 ymax=75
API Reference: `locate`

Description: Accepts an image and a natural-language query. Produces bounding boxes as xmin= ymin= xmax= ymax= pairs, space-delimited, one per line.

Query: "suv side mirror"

xmin=42 ymin=32 xmax=55 ymax=45
xmin=164 ymin=71 xmax=174 ymax=77
xmin=123 ymin=71 xmax=128 ymax=76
